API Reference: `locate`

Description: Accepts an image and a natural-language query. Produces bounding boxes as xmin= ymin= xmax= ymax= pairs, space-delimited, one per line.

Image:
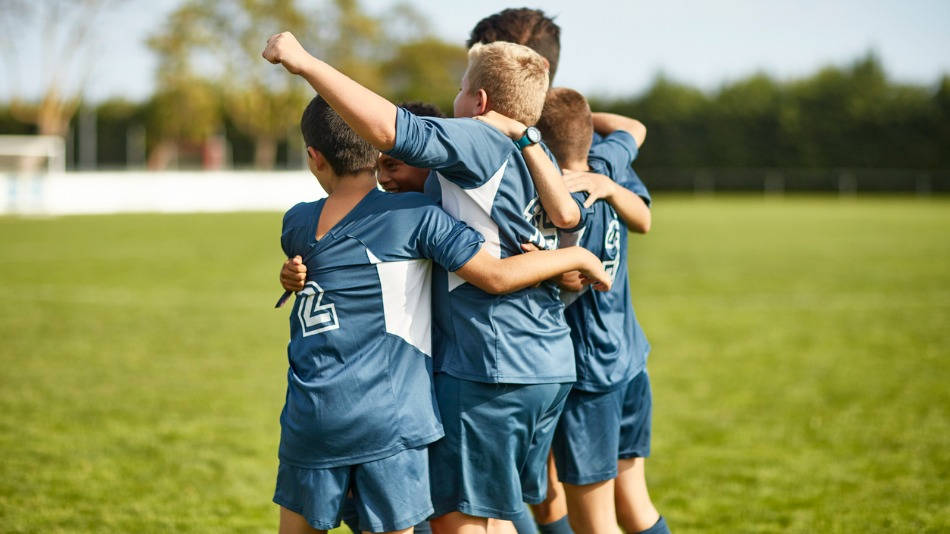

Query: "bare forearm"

xmin=591 ymin=112 xmax=647 ymax=147
xmin=522 ymin=144 xmax=580 ymax=229
xmin=456 ymin=246 xmax=598 ymax=295
xmin=607 ymin=186 xmax=651 ymax=233
xmin=295 ymin=56 xmax=398 ymax=151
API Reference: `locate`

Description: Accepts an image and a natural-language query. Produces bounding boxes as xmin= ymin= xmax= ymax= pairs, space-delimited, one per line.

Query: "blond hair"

xmin=466 ymin=42 xmax=550 ymax=125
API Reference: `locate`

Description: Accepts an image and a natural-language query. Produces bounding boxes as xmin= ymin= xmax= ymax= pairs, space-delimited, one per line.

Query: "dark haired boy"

xmin=263 ymin=32 xmax=594 ymax=534
xmin=281 ymin=101 xmax=444 ymax=288
xmin=538 ymin=88 xmax=669 ymax=534
xmin=467 ymin=7 xmax=561 ymax=83
xmin=377 ymin=102 xmax=445 ymax=193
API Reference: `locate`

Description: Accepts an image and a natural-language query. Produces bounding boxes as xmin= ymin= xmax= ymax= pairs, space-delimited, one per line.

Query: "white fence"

xmin=1 ymin=171 xmax=328 ymax=215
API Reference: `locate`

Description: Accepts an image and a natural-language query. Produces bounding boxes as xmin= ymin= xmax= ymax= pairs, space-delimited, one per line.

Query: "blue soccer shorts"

xmin=273 ymin=445 xmax=432 ymax=532
xmin=552 ymin=370 xmax=653 ymax=486
xmin=429 ymin=373 xmax=572 ymax=520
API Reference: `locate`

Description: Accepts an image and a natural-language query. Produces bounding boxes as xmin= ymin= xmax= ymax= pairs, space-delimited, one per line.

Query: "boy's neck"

xmin=316 ymin=170 xmax=377 ymax=240
xmin=326 ymin=170 xmax=377 ymax=199
xmin=560 ymin=160 xmax=590 ymax=173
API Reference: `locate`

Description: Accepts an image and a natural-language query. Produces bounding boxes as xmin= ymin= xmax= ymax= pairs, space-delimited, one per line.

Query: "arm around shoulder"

xmin=454 ymin=245 xmax=610 ymax=295
xmin=591 ymin=112 xmax=647 ymax=147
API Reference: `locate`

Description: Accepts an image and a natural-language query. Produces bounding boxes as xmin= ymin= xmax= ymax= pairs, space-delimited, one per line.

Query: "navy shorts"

xmin=273 ymin=445 xmax=433 ymax=532
xmin=552 ymin=371 xmax=653 ymax=486
xmin=429 ymin=374 xmax=572 ymax=520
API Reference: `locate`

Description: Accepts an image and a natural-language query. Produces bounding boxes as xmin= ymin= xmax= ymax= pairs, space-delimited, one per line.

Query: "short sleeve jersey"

xmin=386 ymin=108 xmax=587 ymax=384
xmin=278 ymin=189 xmax=484 ymax=468
xmin=561 ymin=131 xmax=652 ymax=392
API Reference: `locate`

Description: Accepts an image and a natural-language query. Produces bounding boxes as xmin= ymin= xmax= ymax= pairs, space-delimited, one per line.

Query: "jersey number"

xmin=602 ymin=218 xmax=621 ymax=282
xmin=297 ymin=281 xmax=340 ymax=336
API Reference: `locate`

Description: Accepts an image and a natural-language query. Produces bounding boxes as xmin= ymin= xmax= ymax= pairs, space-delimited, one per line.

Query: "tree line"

xmin=1 ymin=0 xmax=947 ymax=171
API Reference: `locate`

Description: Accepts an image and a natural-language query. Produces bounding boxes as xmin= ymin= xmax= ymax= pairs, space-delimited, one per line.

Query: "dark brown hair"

xmin=300 ymin=96 xmax=377 ymax=176
xmin=467 ymin=8 xmax=560 ymax=82
xmin=398 ymin=101 xmax=446 ymax=118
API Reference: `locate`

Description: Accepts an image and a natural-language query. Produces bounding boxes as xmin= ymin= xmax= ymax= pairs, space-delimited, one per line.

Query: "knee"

xmin=530 ymin=496 xmax=566 ymax=525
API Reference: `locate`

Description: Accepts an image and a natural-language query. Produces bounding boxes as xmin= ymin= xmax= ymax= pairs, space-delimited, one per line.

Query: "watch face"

xmin=526 ymin=127 xmax=542 ymax=144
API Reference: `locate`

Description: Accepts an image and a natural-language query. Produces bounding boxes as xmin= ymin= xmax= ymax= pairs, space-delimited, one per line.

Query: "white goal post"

xmin=0 ymin=135 xmax=66 ymax=173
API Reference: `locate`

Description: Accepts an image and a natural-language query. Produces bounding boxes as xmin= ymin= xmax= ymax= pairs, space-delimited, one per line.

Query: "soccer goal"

xmin=0 ymin=135 xmax=66 ymax=173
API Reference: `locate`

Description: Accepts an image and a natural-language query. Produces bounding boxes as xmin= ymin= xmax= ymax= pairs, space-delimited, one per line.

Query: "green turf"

xmin=0 ymin=196 xmax=947 ymax=533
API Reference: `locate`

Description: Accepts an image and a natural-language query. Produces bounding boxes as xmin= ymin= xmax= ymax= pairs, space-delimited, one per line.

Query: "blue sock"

xmin=536 ymin=515 xmax=573 ymax=534
xmin=637 ymin=516 xmax=670 ymax=534
xmin=511 ymin=510 xmax=538 ymax=534
xmin=414 ymin=520 xmax=432 ymax=534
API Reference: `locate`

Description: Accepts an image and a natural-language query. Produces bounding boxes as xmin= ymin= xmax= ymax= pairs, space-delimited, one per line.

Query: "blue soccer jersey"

xmin=386 ymin=108 xmax=587 ymax=384
xmin=278 ymin=189 xmax=484 ymax=468
xmin=561 ymin=131 xmax=652 ymax=392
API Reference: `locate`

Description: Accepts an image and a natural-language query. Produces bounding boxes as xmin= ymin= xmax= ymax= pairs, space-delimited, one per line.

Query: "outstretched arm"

xmin=563 ymin=171 xmax=651 ymax=233
xmin=591 ymin=112 xmax=647 ymax=147
xmin=262 ymin=32 xmax=398 ymax=151
xmin=455 ymin=245 xmax=610 ymax=295
xmin=475 ymin=111 xmax=580 ymax=229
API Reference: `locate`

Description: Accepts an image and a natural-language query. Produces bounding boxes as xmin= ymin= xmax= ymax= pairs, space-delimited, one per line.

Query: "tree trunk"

xmin=254 ymin=136 xmax=277 ymax=169
xmin=148 ymin=140 xmax=178 ymax=170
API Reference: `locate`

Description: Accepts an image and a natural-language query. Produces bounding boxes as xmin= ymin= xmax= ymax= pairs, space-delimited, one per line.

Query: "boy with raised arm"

xmin=272 ymin=94 xmax=609 ymax=534
xmin=263 ymin=32 xmax=590 ymax=534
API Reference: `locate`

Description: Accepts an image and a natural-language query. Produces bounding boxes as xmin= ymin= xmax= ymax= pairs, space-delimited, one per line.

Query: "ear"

xmin=309 ymin=147 xmax=329 ymax=172
xmin=475 ymin=88 xmax=489 ymax=116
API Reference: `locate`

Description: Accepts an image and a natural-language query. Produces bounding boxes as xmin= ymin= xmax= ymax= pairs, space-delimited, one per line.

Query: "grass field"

xmin=1 ymin=195 xmax=948 ymax=533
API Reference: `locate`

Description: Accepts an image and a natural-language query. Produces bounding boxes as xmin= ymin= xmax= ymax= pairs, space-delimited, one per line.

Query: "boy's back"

xmin=564 ymin=132 xmax=652 ymax=390
xmin=388 ymin=109 xmax=581 ymax=383
xmin=278 ymin=189 xmax=482 ymax=467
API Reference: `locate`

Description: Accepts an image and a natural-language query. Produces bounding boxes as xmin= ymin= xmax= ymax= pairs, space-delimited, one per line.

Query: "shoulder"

xmin=392 ymin=108 xmax=510 ymax=146
xmin=282 ymin=200 xmax=321 ymax=226
xmin=387 ymin=191 xmax=437 ymax=206
xmin=589 ymin=130 xmax=638 ymax=163
xmin=374 ymin=191 xmax=448 ymax=222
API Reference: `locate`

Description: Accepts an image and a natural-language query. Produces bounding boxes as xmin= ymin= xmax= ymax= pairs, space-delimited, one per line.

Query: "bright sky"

xmin=3 ymin=0 xmax=949 ymax=103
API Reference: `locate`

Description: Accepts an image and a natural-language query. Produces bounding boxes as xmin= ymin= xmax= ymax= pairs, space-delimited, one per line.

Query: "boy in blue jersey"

xmin=273 ymin=94 xmax=611 ymax=534
xmin=537 ymin=88 xmax=669 ymax=534
xmin=280 ymin=102 xmax=444 ymax=290
xmin=262 ymin=32 xmax=591 ymax=534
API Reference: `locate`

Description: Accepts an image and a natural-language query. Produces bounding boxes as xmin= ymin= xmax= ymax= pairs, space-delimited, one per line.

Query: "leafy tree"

xmin=381 ymin=38 xmax=467 ymax=115
xmin=0 ymin=0 xmax=116 ymax=136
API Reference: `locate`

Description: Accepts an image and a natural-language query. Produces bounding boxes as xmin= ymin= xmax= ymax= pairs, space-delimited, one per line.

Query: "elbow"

xmin=550 ymin=208 xmax=581 ymax=230
xmin=481 ymin=274 xmax=508 ymax=295
xmin=631 ymin=213 xmax=651 ymax=234
xmin=631 ymin=120 xmax=647 ymax=147
xmin=373 ymin=128 xmax=397 ymax=152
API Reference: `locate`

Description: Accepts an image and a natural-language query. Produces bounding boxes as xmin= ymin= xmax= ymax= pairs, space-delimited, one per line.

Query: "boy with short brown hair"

xmin=538 ymin=87 xmax=668 ymax=534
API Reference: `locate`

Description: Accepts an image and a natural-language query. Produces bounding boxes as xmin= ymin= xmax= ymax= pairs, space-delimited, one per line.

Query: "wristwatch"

xmin=515 ymin=126 xmax=542 ymax=150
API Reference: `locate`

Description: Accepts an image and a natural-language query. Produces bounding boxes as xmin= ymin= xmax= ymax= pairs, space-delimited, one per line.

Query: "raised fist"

xmin=262 ymin=31 xmax=311 ymax=75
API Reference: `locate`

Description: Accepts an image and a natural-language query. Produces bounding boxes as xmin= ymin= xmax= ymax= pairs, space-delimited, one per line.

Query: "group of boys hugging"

xmin=262 ymin=8 xmax=669 ymax=534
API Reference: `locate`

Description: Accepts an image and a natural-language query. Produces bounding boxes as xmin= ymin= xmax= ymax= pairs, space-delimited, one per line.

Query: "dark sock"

xmin=511 ymin=510 xmax=539 ymax=534
xmin=637 ymin=516 xmax=670 ymax=534
xmin=414 ymin=520 xmax=432 ymax=534
xmin=340 ymin=497 xmax=359 ymax=533
xmin=537 ymin=515 xmax=573 ymax=534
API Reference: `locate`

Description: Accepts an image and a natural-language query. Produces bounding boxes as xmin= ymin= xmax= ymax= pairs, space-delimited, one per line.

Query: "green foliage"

xmin=146 ymin=78 xmax=222 ymax=144
xmin=591 ymin=54 xmax=947 ymax=170
xmin=138 ymin=0 xmax=467 ymax=168
xmin=0 ymin=197 xmax=948 ymax=532
xmin=382 ymin=38 xmax=467 ymax=116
